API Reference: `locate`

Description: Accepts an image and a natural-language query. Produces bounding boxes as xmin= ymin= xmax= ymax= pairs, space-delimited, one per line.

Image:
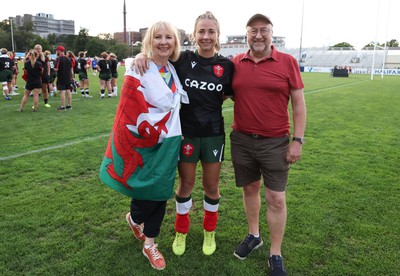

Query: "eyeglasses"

xmin=247 ymin=28 xmax=272 ymax=37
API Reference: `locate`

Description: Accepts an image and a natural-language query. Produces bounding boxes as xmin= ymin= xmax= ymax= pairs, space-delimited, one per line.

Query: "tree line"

xmin=330 ymin=40 xmax=399 ymax=50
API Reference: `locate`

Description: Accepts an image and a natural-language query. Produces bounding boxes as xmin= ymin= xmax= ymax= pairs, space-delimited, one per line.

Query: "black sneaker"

xmin=233 ymin=234 xmax=263 ymax=260
xmin=57 ymin=106 xmax=66 ymax=111
xmin=66 ymin=105 xmax=72 ymax=110
xmin=268 ymin=255 xmax=287 ymax=276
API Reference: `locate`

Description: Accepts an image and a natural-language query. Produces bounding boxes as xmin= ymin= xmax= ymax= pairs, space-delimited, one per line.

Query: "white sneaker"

xmin=10 ymin=91 xmax=19 ymax=95
xmin=85 ymin=94 xmax=93 ymax=98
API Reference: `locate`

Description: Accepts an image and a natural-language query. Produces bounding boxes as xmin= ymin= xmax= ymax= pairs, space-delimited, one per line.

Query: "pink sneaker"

xmin=142 ymin=244 xmax=166 ymax=270
xmin=125 ymin=212 xmax=145 ymax=241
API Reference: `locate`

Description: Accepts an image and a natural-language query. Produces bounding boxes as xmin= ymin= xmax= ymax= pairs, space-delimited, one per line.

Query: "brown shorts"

xmin=230 ymin=130 xmax=290 ymax=192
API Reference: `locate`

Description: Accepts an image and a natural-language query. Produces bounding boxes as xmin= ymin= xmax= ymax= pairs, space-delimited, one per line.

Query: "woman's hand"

xmin=131 ymin=53 xmax=149 ymax=76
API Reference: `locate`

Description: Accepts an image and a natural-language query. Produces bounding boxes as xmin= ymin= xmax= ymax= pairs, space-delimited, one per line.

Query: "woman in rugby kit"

xmin=45 ymin=50 xmax=57 ymax=96
xmin=18 ymin=49 xmax=43 ymax=112
xmin=34 ymin=44 xmax=51 ymax=108
xmin=96 ymin=52 xmax=112 ymax=98
xmin=134 ymin=11 xmax=234 ymax=257
xmin=109 ymin=53 xmax=119 ymax=96
xmin=77 ymin=51 xmax=92 ymax=98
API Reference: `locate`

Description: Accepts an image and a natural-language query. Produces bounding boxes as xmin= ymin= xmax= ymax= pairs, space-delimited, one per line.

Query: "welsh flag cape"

xmin=99 ymin=59 xmax=188 ymax=200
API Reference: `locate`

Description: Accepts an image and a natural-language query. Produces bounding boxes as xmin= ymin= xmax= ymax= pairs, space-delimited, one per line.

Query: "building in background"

xmin=114 ymin=30 xmax=142 ymax=46
xmin=10 ymin=13 xmax=74 ymax=38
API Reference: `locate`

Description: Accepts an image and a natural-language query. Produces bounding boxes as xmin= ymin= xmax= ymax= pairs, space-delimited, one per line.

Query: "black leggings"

xmin=130 ymin=199 xmax=167 ymax=238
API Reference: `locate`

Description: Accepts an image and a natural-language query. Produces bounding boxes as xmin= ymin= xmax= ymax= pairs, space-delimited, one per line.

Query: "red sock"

xmin=175 ymin=213 xmax=190 ymax=234
xmin=203 ymin=210 xmax=218 ymax=232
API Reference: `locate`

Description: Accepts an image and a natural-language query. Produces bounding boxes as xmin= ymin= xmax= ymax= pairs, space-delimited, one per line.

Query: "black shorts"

xmin=25 ymin=81 xmax=42 ymax=91
xmin=49 ymin=72 xmax=56 ymax=83
xmin=99 ymin=72 xmax=111 ymax=81
xmin=79 ymin=72 xmax=88 ymax=81
xmin=41 ymin=74 xmax=49 ymax=84
xmin=0 ymin=70 xmax=13 ymax=82
xmin=57 ymin=82 xmax=71 ymax=91
xmin=230 ymin=130 xmax=290 ymax=192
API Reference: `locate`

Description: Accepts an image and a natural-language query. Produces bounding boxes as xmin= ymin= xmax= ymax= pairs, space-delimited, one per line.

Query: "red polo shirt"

xmin=231 ymin=46 xmax=304 ymax=137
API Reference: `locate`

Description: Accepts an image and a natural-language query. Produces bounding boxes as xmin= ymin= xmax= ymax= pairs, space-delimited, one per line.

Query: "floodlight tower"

xmin=10 ymin=18 xmax=15 ymax=51
xmin=123 ymin=0 xmax=127 ymax=44
xmin=371 ymin=0 xmax=381 ymax=80
xmin=298 ymin=0 xmax=305 ymax=68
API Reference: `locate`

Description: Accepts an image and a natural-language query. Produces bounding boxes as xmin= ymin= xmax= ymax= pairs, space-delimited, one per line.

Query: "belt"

xmin=244 ymin=133 xmax=269 ymax=139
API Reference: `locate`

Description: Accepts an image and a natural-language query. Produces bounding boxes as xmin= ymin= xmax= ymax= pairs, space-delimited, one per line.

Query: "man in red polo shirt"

xmin=231 ymin=14 xmax=306 ymax=276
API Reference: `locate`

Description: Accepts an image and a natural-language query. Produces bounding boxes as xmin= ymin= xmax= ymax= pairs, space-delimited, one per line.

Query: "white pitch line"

xmin=304 ymin=80 xmax=368 ymax=94
xmin=0 ymin=134 xmax=109 ymax=161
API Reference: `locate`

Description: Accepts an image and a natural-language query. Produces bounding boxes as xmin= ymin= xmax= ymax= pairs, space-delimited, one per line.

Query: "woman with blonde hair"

xmin=34 ymin=44 xmax=51 ymax=107
xmin=133 ymin=11 xmax=234 ymax=257
xmin=100 ymin=21 xmax=187 ymax=270
xmin=18 ymin=49 xmax=43 ymax=112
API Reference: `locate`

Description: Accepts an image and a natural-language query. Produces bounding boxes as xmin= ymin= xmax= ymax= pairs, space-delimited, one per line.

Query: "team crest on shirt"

xmin=213 ymin=65 xmax=224 ymax=77
xmin=182 ymin=143 xmax=194 ymax=157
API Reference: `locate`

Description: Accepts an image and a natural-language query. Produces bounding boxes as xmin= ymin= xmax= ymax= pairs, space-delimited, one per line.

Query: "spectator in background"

xmin=86 ymin=57 xmax=92 ymax=70
xmin=34 ymin=44 xmax=51 ymax=108
xmin=77 ymin=51 xmax=92 ymax=98
xmin=18 ymin=49 xmax=43 ymax=112
xmin=0 ymin=48 xmax=14 ymax=100
xmin=97 ymin=52 xmax=112 ymax=98
xmin=45 ymin=50 xmax=57 ymax=96
xmin=109 ymin=52 xmax=119 ymax=96
xmin=67 ymin=51 xmax=79 ymax=94
xmin=9 ymin=51 xmax=19 ymax=95
xmin=55 ymin=45 xmax=73 ymax=111
xmin=0 ymin=48 xmax=14 ymax=101
xmin=91 ymin=56 xmax=98 ymax=76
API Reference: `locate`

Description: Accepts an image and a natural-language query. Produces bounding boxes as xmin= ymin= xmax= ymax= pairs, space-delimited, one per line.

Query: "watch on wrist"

xmin=292 ymin=137 xmax=304 ymax=144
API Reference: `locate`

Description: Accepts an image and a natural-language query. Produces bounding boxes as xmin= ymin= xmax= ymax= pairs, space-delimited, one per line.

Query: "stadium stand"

xmin=181 ymin=44 xmax=400 ymax=69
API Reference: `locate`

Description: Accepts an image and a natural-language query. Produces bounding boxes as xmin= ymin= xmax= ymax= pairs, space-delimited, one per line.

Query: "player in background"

xmin=109 ymin=53 xmax=119 ymax=96
xmin=45 ymin=50 xmax=57 ymax=97
xmin=77 ymin=51 xmax=92 ymax=98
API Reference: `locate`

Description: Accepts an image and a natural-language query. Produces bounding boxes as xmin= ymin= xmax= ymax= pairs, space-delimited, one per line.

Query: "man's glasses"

xmin=247 ymin=28 xmax=272 ymax=37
